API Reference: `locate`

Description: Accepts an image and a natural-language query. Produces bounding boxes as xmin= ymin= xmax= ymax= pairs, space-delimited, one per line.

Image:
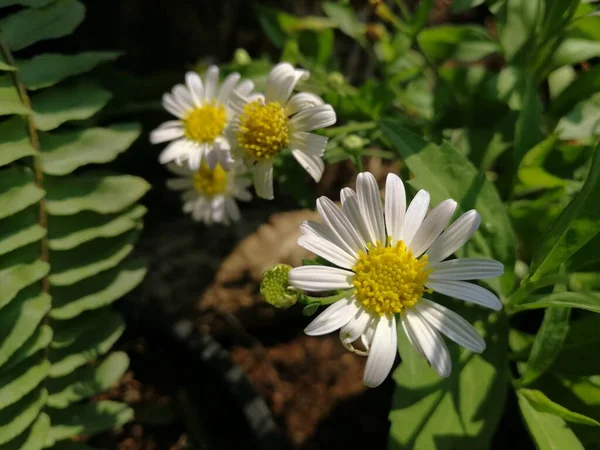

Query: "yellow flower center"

xmin=236 ymin=100 xmax=289 ymax=161
xmin=193 ymin=162 xmax=228 ymax=196
xmin=183 ymin=103 xmax=227 ymax=143
xmin=352 ymin=240 xmax=430 ymax=317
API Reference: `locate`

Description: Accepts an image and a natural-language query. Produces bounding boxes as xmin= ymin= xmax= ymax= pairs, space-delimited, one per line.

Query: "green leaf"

xmin=557 ymin=93 xmax=600 ymax=141
xmin=551 ymin=65 xmax=600 ymax=119
xmin=0 ymin=0 xmax=85 ymax=51
xmin=518 ymin=134 xmax=570 ymax=190
xmin=513 ymin=77 xmax=543 ymax=173
xmin=520 ymin=306 xmax=570 ymax=385
xmin=45 ymin=174 xmax=150 ymax=215
xmin=50 ymin=260 xmax=146 ymax=320
xmin=0 ymin=167 xmax=44 ymax=220
xmin=552 ymin=314 xmax=600 ymax=375
xmin=0 ymin=83 xmax=29 ymax=116
xmin=518 ymin=390 xmax=585 ymax=450
xmin=512 ymin=292 xmax=600 ymax=313
xmin=0 ymin=358 xmax=50 ymax=409
xmin=51 ymin=308 xmax=114 ymax=348
xmin=302 ymin=303 xmax=319 ymax=316
xmin=48 ymin=314 xmax=125 ymax=377
xmin=31 ymin=82 xmax=111 ymax=131
xmin=48 ymin=205 xmax=146 ymax=250
xmin=47 ymin=352 xmax=128 ymax=408
xmin=49 ymin=228 xmax=140 ymax=286
xmin=2 ymin=325 xmax=52 ymax=373
xmin=322 ymin=2 xmax=366 ymax=45
xmin=418 ymin=25 xmax=499 ymax=64
xmin=0 ymin=119 xmax=36 ymax=167
xmin=381 ymin=121 xmax=516 ymax=295
xmin=411 ymin=0 xmax=434 ymax=34
xmin=519 ymin=388 xmax=600 ymax=426
xmin=528 ymin=145 xmax=600 ymax=282
xmin=0 ymin=412 xmax=50 ymax=450
xmin=0 ymin=292 xmax=50 ymax=366
xmin=0 ymin=388 xmax=47 ymax=446
xmin=0 ymin=208 xmax=46 ymax=256
xmin=0 ymin=260 xmax=50 ymax=309
xmin=40 ymin=124 xmax=142 ymax=175
xmin=0 ymin=60 xmax=16 ymax=72
xmin=498 ymin=0 xmax=541 ymax=63
xmin=18 ymin=52 xmax=120 ymax=90
xmin=0 ymin=0 xmax=55 ymax=7
xmin=389 ymin=309 xmax=508 ymax=449
xmin=550 ymin=37 xmax=600 ymax=71
xmin=48 ymin=400 xmax=133 ymax=441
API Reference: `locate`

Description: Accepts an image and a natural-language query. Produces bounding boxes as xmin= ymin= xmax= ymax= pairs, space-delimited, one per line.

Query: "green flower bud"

xmin=343 ymin=134 xmax=366 ymax=151
xmin=260 ymin=264 xmax=300 ymax=309
xmin=327 ymin=71 xmax=345 ymax=88
xmin=233 ymin=48 xmax=251 ymax=66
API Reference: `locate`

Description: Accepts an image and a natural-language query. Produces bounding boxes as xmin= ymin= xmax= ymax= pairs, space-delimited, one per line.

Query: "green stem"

xmin=322 ymin=121 xmax=377 ymax=137
xmin=505 ymin=274 xmax=570 ymax=314
xmin=303 ymin=289 xmax=353 ymax=306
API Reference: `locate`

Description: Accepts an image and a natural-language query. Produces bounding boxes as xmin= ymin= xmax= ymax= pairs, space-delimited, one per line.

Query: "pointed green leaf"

xmin=389 ymin=309 xmax=507 ymax=449
xmin=0 ymin=292 xmax=50 ymax=366
xmin=552 ymin=315 xmax=600 ymax=375
xmin=0 ymin=358 xmax=50 ymax=409
xmin=0 ymin=412 xmax=50 ymax=450
xmin=551 ymin=65 xmax=600 ymax=119
xmin=31 ymin=82 xmax=111 ymax=131
xmin=40 ymin=124 xmax=142 ymax=175
xmin=0 ymin=260 xmax=50 ymax=309
xmin=0 ymin=119 xmax=36 ymax=167
xmin=0 ymin=83 xmax=28 ymax=116
xmin=51 ymin=308 xmax=114 ymax=348
xmin=18 ymin=52 xmax=120 ymax=90
xmin=322 ymin=2 xmax=366 ymax=46
xmin=48 ymin=400 xmax=133 ymax=441
xmin=48 ymin=314 xmax=125 ymax=377
xmin=0 ymin=208 xmax=46 ymax=256
xmin=519 ymin=389 xmax=600 ymax=426
xmin=45 ymin=174 xmax=150 ymax=215
xmin=0 ymin=58 xmax=16 ymax=71
xmin=0 ymin=0 xmax=85 ymax=51
xmin=513 ymin=292 xmax=600 ymax=314
xmin=47 ymin=351 xmax=129 ymax=408
xmin=50 ymin=260 xmax=146 ymax=319
xmin=0 ymin=168 xmax=44 ymax=220
xmin=417 ymin=25 xmax=499 ymax=64
xmin=48 ymin=205 xmax=145 ymax=250
xmin=49 ymin=228 xmax=140 ymax=286
xmin=0 ymin=388 xmax=47 ymax=445
xmin=381 ymin=121 xmax=516 ymax=294
xmin=513 ymin=77 xmax=543 ymax=173
xmin=0 ymin=0 xmax=55 ymax=7
xmin=518 ymin=390 xmax=585 ymax=450
xmin=529 ymin=145 xmax=600 ymax=282
xmin=3 ymin=325 xmax=52 ymax=373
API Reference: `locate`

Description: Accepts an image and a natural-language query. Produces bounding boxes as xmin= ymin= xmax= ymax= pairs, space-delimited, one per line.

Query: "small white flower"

xmin=230 ymin=62 xmax=337 ymax=200
xmin=151 ymin=66 xmax=254 ymax=170
xmin=166 ymin=161 xmax=252 ymax=225
xmin=288 ymin=172 xmax=504 ymax=387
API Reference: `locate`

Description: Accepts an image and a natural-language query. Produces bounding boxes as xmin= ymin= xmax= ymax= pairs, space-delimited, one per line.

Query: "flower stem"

xmin=302 ymin=289 xmax=353 ymax=306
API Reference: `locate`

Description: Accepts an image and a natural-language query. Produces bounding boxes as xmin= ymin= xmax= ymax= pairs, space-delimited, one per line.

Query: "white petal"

xmin=159 ymin=139 xmax=187 ymax=164
xmin=166 ymin=178 xmax=193 ymax=191
xmin=384 ymin=173 xmax=406 ymax=245
xmin=285 ymin=92 xmax=325 ymax=116
xmin=429 ymin=258 xmax=505 ymax=281
xmin=185 ymin=72 xmax=204 ymax=106
xmin=340 ymin=187 xmax=356 ymax=205
xmin=211 ymin=196 xmax=226 ymax=223
xmin=253 ymin=161 xmax=274 ymax=200
xmin=150 ymin=123 xmax=184 ymax=144
xmin=299 ymin=220 xmax=336 ymax=241
xmin=289 ymin=131 xmax=328 ymax=156
xmin=304 ymin=299 xmax=358 ymax=335
xmin=225 ymin=197 xmax=241 ymax=222
xmin=317 ymin=196 xmax=365 ymax=254
xmin=361 ymin=319 xmax=376 ymax=352
xmin=356 ymin=172 xmax=386 ymax=244
xmin=340 ymin=308 xmax=371 ymax=345
xmin=191 ymin=197 xmax=207 ymax=222
xmin=230 ymin=89 xmax=249 ymax=115
xmin=409 ymin=199 xmax=457 ymax=257
xmin=292 ymin=149 xmax=324 ymax=182
xmin=172 ymin=84 xmax=194 ymax=111
xmin=364 ymin=316 xmax=397 ymax=387
xmin=162 ymin=93 xmax=186 ymax=118
xmin=235 ymin=80 xmax=254 ymax=97
xmin=288 ymin=104 xmax=336 ymax=133
xmin=416 ymin=299 xmax=485 ymax=353
xmin=426 ymin=280 xmax=502 ymax=310
xmin=217 ymin=72 xmax=241 ymax=105
xmin=297 ymin=235 xmax=356 ymax=269
xmin=426 ymin=210 xmax=481 ymax=264
xmin=401 ymin=314 xmax=425 ymax=357
xmin=265 ymin=62 xmax=309 ymax=104
xmin=404 ymin=309 xmax=452 ymax=377
xmin=166 ymin=162 xmax=193 ymax=177
xmin=204 ymin=66 xmax=219 ymax=100
xmin=402 ymin=190 xmax=430 ymax=245
xmin=186 ymin=143 xmax=206 ymax=170
xmin=289 ymin=266 xmax=354 ymax=291
xmin=340 ymin=190 xmax=371 ymax=246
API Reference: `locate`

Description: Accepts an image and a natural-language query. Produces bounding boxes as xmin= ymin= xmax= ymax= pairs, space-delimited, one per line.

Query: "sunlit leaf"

xmin=0 ymin=388 xmax=47 ymax=446
xmin=0 ymin=358 xmax=49 ymax=410
xmin=519 ymin=388 xmax=600 ymax=426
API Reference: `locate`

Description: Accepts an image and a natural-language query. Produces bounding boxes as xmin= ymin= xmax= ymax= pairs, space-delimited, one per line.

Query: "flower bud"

xmin=233 ymin=48 xmax=251 ymax=66
xmin=260 ymin=264 xmax=300 ymax=309
xmin=343 ymin=134 xmax=366 ymax=151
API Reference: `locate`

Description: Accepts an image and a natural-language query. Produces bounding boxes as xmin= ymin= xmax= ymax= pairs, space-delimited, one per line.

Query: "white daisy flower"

xmin=166 ymin=161 xmax=252 ymax=225
xmin=151 ymin=66 xmax=254 ymax=170
xmin=288 ymin=172 xmax=504 ymax=387
xmin=230 ymin=62 xmax=337 ymax=200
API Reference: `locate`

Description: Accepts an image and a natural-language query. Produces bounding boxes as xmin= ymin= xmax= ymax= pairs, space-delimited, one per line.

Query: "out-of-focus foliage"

xmin=0 ymin=1 xmax=146 ymax=448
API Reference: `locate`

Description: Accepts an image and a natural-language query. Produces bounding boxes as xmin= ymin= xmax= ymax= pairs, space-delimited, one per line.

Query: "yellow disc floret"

xmin=236 ymin=100 xmax=289 ymax=160
xmin=193 ymin=162 xmax=228 ymax=196
xmin=183 ymin=103 xmax=227 ymax=143
xmin=352 ymin=240 xmax=430 ymax=317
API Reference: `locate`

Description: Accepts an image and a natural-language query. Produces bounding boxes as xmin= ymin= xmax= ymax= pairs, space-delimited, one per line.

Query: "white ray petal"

xmin=426 ymin=280 xmax=502 ymax=310
xmin=404 ymin=309 xmax=452 ymax=377
xmin=429 ymin=258 xmax=504 ymax=281
xmin=217 ymin=72 xmax=241 ymax=105
xmin=159 ymin=139 xmax=187 ymax=164
xmin=185 ymin=72 xmax=204 ymax=106
xmin=402 ymin=190 xmax=430 ymax=245
xmin=150 ymin=124 xmax=184 ymax=144
xmin=340 ymin=308 xmax=371 ymax=345
xmin=317 ymin=196 xmax=365 ymax=254
xmin=305 ymin=299 xmax=358 ymax=335
xmin=172 ymin=84 xmax=194 ymax=111
xmin=364 ymin=316 xmax=397 ymax=387
xmin=292 ymin=149 xmax=325 ymax=182
xmin=265 ymin=62 xmax=309 ymax=105
xmin=297 ymin=235 xmax=356 ymax=269
xmin=409 ymin=199 xmax=457 ymax=257
xmin=356 ymin=172 xmax=386 ymax=244
xmin=289 ymin=266 xmax=354 ymax=291
xmin=426 ymin=210 xmax=481 ymax=265
xmin=289 ymin=131 xmax=328 ymax=156
xmin=285 ymin=92 xmax=325 ymax=116
xmin=288 ymin=104 xmax=336 ymax=133
xmin=162 ymin=93 xmax=187 ymax=118
xmin=340 ymin=189 xmax=371 ymax=245
xmin=204 ymin=66 xmax=220 ymax=100
xmin=253 ymin=161 xmax=274 ymax=200
xmin=385 ymin=173 xmax=406 ymax=245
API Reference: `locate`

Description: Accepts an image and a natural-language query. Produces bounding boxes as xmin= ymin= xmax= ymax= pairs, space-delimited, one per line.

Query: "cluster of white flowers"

xmin=151 ymin=63 xmax=336 ymax=225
